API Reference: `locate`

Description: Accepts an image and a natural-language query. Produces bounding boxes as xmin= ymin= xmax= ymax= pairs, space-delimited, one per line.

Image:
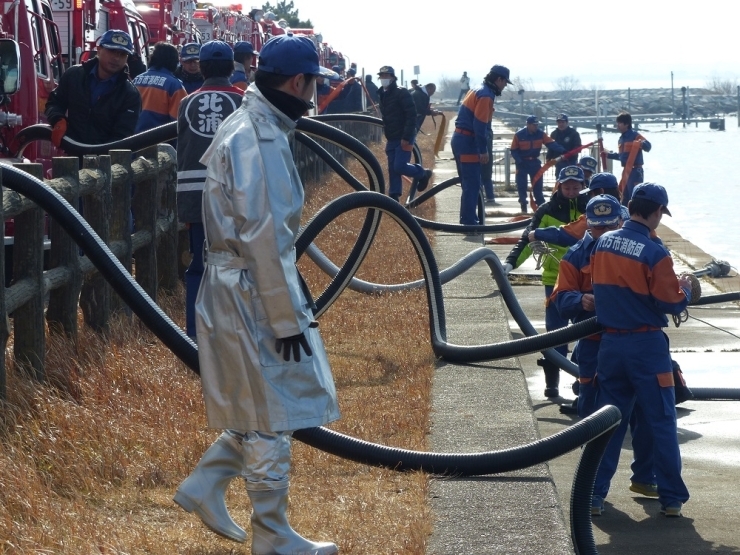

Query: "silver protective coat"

xmin=195 ymin=85 xmax=340 ymax=432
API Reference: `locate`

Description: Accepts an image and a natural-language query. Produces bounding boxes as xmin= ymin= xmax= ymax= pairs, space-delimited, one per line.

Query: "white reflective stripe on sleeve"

xmin=176 ymin=181 xmax=206 ymax=192
xmin=177 ymin=169 xmax=208 ymax=180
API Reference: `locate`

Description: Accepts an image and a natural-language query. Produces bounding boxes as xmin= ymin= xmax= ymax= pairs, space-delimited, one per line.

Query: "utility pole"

xmin=518 ymin=88 xmax=524 ymax=116
xmin=671 ymin=71 xmax=675 ymax=125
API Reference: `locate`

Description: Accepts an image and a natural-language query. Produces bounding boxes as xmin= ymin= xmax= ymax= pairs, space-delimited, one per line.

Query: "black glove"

xmin=275 ymin=332 xmax=312 ymax=362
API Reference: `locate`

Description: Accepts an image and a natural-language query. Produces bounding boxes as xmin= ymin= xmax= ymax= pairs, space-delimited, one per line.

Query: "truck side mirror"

xmin=0 ymin=39 xmax=20 ymax=95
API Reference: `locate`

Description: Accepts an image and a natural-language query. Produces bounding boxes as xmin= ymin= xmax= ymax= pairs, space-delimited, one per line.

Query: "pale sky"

xmin=257 ymin=0 xmax=739 ymax=91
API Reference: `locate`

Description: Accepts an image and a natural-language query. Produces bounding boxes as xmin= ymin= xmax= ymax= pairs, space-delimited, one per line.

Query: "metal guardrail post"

xmin=504 ymin=149 xmax=511 ymax=189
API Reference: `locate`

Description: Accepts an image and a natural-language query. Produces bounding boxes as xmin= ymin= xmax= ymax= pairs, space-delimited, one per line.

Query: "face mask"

xmin=380 ymin=78 xmax=392 ymax=87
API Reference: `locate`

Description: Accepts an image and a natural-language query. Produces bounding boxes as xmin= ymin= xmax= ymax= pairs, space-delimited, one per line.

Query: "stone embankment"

xmin=494 ymin=88 xmax=737 ymax=118
xmin=438 ymin=88 xmax=737 ymax=119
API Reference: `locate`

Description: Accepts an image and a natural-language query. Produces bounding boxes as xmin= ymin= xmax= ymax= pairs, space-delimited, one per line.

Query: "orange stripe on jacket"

xmin=515 ymin=139 xmax=544 ymax=151
xmin=590 ymin=250 xmax=650 ymax=295
xmin=619 ymin=137 xmax=646 ymax=154
xmin=650 ymin=256 xmax=688 ymax=304
xmin=549 ymin=258 xmax=584 ymax=306
xmin=472 ymin=96 xmax=493 ymax=126
xmin=562 ymin=215 xmax=587 ymax=240
xmin=137 ymin=86 xmax=186 ymax=119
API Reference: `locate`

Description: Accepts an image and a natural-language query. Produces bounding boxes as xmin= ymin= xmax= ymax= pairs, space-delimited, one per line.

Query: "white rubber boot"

xmin=243 ymin=431 xmax=337 ymax=554
xmin=247 ymin=486 xmax=338 ymax=555
xmin=174 ymin=431 xmax=247 ymax=543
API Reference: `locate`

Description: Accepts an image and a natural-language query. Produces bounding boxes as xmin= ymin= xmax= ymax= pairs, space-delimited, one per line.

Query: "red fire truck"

xmin=52 ymin=0 xmax=150 ymax=67
xmin=1 ymin=0 xmax=64 ymax=167
xmin=133 ymin=0 xmax=202 ymax=46
xmin=190 ymin=3 xmax=262 ymax=46
xmin=1 ymin=0 xmax=67 ymax=277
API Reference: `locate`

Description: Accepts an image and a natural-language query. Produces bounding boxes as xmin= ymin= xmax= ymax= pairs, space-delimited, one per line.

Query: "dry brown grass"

xmin=0 ymin=119 xmax=439 ymax=554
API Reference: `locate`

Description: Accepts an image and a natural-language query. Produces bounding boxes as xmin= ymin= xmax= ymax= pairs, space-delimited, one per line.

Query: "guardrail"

xmin=0 ymin=145 xmax=177 ymax=399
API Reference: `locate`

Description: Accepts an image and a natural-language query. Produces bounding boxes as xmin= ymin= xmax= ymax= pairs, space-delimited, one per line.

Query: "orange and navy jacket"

xmin=591 ymin=219 xmax=690 ymax=330
xmin=552 ymin=231 xmax=599 ymax=338
xmin=134 ymin=67 xmax=187 ymax=133
xmin=510 ymin=127 xmax=564 ymax=164
xmin=453 ymin=84 xmax=496 ymax=154
xmin=606 ymin=128 xmax=651 ymax=167
xmin=230 ymin=61 xmax=249 ymax=91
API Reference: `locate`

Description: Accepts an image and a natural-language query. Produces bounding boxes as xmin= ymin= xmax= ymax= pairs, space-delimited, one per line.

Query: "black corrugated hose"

xmin=6 ymin=120 xmax=624 ymax=553
xmin=10 ymin=114 xmax=737 ymax=551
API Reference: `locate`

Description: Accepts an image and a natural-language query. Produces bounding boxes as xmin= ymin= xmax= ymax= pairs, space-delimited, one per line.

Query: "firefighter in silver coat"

xmin=174 ymin=34 xmax=339 ymax=555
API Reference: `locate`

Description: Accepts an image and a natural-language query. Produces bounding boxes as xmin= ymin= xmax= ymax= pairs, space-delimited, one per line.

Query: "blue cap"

xmin=632 ymin=183 xmax=672 ymax=216
xmin=556 ymin=113 xmax=569 ymax=122
xmin=98 ymin=30 xmax=134 ymax=55
xmin=579 ymin=156 xmax=598 ymax=174
xmin=234 ymin=41 xmax=257 ymax=56
xmin=587 ymin=172 xmax=618 ymax=191
xmin=377 ymin=65 xmax=396 ymax=77
xmin=258 ymin=33 xmax=322 ymax=76
xmin=490 ymin=64 xmax=513 ymax=84
xmin=526 ymin=115 xmax=539 ymax=125
xmin=346 ymin=67 xmax=356 ymax=76
xmin=181 ymin=43 xmax=201 ymax=61
xmin=199 ymin=40 xmax=233 ymax=62
xmin=587 ymin=195 xmax=622 ymax=227
xmin=558 ymin=165 xmax=584 ymax=182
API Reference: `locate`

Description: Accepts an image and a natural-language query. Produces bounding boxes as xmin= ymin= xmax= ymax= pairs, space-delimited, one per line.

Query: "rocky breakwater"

xmin=494 ymin=88 xmax=738 ymax=119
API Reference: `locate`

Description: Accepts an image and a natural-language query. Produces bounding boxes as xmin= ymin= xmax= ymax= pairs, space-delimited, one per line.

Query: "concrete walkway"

xmin=426 ymin=117 xmax=740 ymax=554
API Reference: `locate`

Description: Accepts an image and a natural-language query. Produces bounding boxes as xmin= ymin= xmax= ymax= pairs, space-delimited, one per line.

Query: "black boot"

xmin=537 ymin=358 xmax=560 ymax=398
xmin=559 ymin=398 xmax=578 ymax=415
xmin=520 ymin=202 xmax=528 ymax=214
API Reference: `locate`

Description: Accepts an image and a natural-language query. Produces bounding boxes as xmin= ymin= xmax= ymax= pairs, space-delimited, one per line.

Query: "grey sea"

xmin=577 ymin=116 xmax=740 ymax=390
xmin=580 ymin=115 xmax=740 ymax=265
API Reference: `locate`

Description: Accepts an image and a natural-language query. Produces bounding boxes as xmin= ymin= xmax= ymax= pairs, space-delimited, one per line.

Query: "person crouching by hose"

xmin=503 ymin=166 xmax=588 ymax=398
xmin=174 ymin=33 xmax=339 ymax=554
